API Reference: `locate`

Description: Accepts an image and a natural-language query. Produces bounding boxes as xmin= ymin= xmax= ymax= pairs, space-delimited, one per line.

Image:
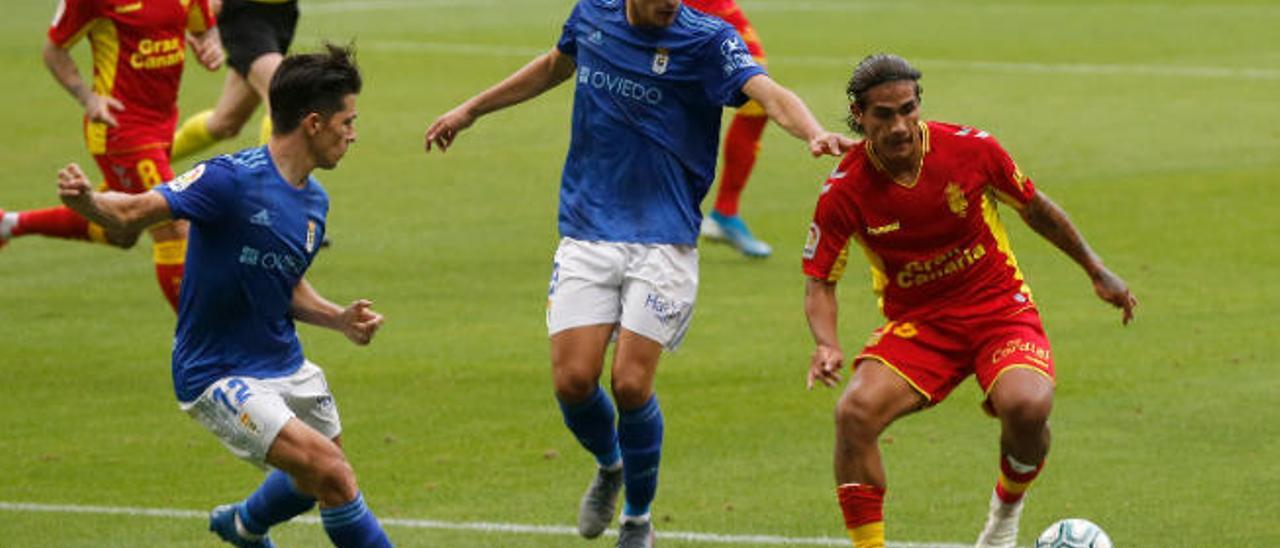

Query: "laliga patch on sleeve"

xmin=167 ymin=163 xmax=206 ymax=192
xmin=803 ymin=222 xmax=821 ymax=260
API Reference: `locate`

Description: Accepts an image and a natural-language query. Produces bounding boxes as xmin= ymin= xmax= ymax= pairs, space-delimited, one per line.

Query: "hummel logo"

xmin=250 ymin=209 xmax=272 ymax=226
xmin=830 ymin=169 xmax=849 ymax=179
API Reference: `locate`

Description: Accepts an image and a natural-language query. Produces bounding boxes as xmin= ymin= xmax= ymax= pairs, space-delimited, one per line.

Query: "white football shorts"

xmin=180 ymin=361 xmax=341 ymax=468
xmin=546 ymin=237 xmax=698 ymax=350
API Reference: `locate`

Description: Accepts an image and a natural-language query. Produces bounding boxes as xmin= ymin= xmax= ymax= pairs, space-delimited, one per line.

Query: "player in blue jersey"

xmin=56 ymin=44 xmax=392 ymax=548
xmin=425 ymin=1 xmax=853 ymax=546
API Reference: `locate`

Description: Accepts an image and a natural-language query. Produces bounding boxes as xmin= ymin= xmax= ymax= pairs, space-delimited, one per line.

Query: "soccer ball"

xmin=1034 ymin=518 xmax=1113 ymax=548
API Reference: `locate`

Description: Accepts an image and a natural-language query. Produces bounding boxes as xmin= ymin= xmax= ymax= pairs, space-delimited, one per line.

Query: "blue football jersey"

xmin=556 ymin=0 xmax=766 ymax=245
xmin=156 ymin=146 xmax=329 ymax=402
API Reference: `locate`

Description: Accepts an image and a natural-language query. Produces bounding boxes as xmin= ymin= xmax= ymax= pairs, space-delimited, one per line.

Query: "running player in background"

xmin=171 ymin=0 xmax=300 ymax=162
xmin=685 ymin=0 xmax=773 ymax=257
xmin=426 ymin=1 xmax=853 ymax=546
xmin=0 ymin=0 xmax=222 ymax=311
xmin=802 ymin=54 xmax=1136 ymax=548
xmin=57 ymin=44 xmax=392 ymax=548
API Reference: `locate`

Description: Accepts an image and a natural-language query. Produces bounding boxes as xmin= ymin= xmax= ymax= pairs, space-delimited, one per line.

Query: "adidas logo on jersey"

xmin=250 ymin=209 xmax=272 ymax=226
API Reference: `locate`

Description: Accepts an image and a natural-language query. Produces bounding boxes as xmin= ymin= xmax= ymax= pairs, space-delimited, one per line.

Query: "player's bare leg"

xmin=174 ymin=54 xmax=282 ymax=161
xmin=610 ymin=329 xmax=663 ymax=548
xmin=833 ymin=359 xmax=925 ymax=548
xmin=551 ymin=324 xmax=625 ymax=538
xmin=976 ymin=369 xmax=1054 ymax=548
xmin=205 ymin=71 xmax=262 ymax=141
xmin=259 ymin=420 xmax=392 ymax=547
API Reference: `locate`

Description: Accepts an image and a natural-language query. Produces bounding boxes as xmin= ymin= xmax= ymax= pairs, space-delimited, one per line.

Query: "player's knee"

xmin=310 ymin=455 xmax=359 ymax=506
xmin=609 ymin=375 xmax=652 ymax=410
xmin=553 ymin=372 xmax=599 ymax=404
xmin=834 ymin=392 xmax=887 ymax=441
xmin=995 ymin=389 xmax=1053 ymax=431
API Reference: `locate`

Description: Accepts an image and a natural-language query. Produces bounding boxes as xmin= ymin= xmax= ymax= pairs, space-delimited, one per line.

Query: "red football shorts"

xmin=92 ymin=147 xmax=175 ymax=194
xmin=854 ymin=308 xmax=1055 ymax=408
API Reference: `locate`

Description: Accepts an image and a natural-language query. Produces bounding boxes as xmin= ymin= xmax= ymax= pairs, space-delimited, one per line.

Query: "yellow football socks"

xmin=171 ymin=110 xmax=217 ymax=161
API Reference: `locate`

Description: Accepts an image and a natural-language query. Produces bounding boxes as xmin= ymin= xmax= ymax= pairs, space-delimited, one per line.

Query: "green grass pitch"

xmin=1 ymin=0 xmax=1278 ymax=546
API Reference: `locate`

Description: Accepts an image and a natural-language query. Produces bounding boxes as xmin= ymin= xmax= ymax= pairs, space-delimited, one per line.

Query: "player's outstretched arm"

xmin=57 ymin=163 xmax=172 ymax=232
xmin=291 ymin=279 xmax=385 ymax=346
xmin=805 ymin=277 xmax=846 ymax=389
xmin=742 ymin=74 xmax=855 ymax=158
xmin=1019 ymin=190 xmax=1138 ymax=324
xmin=43 ymin=40 xmax=124 ymax=128
xmin=424 ymin=48 xmax=577 ymax=153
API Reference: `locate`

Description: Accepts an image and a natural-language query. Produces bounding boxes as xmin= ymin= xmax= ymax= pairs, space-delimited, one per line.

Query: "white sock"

xmin=621 ymin=512 xmax=650 ymax=525
xmin=0 ymin=212 xmax=17 ymax=238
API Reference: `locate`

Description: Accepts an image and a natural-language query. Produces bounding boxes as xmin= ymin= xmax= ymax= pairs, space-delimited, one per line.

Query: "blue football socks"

xmin=240 ymin=470 xmax=316 ymax=535
xmin=320 ymin=493 xmax=392 ymax=548
xmin=618 ymin=395 xmax=663 ymax=519
xmin=558 ymin=386 xmax=622 ymax=468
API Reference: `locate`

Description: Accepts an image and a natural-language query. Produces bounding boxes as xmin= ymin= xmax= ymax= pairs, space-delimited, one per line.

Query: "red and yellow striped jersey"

xmin=49 ymin=0 xmax=215 ymax=154
xmin=803 ymin=121 xmax=1039 ymax=321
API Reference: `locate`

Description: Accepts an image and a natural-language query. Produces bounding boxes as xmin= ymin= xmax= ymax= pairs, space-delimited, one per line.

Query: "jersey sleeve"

xmin=188 ymin=0 xmax=216 ymax=33
xmin=982 ymin=135 xmax=1037 ymax=209
xmin=697 ymin=24 xmax=767 ymax=108
xmin=155 ymin=161 xmax=235 ymax=225
xmin=802 ymin=183 xmax=859 ymax=282
xmin=48 ymin=0 xmax=101 ymax=48
xmin=555 ymin=3 xmax=583 ymax=57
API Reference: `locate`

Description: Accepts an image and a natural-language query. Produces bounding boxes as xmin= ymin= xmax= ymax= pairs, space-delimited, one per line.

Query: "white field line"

xmin=0 ymin=501 xmax=970 ymax=547
xmin=295 ymin=37 xmax=1280 ymax=82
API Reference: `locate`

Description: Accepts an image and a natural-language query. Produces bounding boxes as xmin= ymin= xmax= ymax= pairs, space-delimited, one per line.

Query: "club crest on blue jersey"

xmin=168 ymin=163 xmax=206 ymax=192
xmin=652 ymin=48 xmax=670 ymax=75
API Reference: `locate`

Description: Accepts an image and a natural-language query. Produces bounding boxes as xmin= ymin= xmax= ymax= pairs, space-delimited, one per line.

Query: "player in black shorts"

xmin=171 ymin=0 xmax=299 ymax=162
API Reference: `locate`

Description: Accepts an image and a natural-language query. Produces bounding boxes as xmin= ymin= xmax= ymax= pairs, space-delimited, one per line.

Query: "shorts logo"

xmin=239 ymin=412 xmax=260 ymax=434
xmin=167 ymin=164 xmax=206 ymax=192
xmin=651 ymin=48 xmax=670 ymax=75
xmin=644 ymin=293 xmax=690 ymax=326
xmin=803 ymin=223 xmax=820 ymax=259
xmin=588 ymin=29 xmax=604 ymax=45
xmin=991 ymin=338 xmax=1052 ymax=368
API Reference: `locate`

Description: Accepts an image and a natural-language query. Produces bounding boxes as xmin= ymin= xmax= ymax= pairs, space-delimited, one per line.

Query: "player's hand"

xmin=1091 ymin=268 xmax=1137 ymax=325
xmin=209 ymin=0 xmax=224 ymax=17
xmin=83 ymin=93 xmax=124 ymax=128
xmin=57 ymin=163 xmax=95 ymax=209
xmin=424 ymin=106 xmax=476 ymax=153
xmin=807 ymin=344 xmax=845 ymax=389
xmin=808 ymin=131 xmax=856 ymax=157
xmin=188 ymin=30 xmax=225 ymax=71
xmin=340 ymin=299 xmax=384 ymax=345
